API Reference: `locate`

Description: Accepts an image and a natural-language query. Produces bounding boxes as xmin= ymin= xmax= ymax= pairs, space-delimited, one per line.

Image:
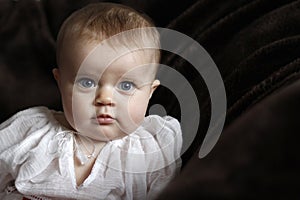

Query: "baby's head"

xmin=53 ymin=3 xmax=160 ymax=141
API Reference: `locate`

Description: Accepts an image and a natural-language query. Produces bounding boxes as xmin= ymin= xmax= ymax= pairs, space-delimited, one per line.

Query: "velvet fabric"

xmin=156 ymin=0 xmax=300 ymax=198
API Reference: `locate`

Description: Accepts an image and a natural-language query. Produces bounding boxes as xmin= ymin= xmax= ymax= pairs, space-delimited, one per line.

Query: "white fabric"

xmin=0 ymin=107 xmax=182 ymax=200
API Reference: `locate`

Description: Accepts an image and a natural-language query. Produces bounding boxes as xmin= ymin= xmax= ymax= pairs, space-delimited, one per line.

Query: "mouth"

xmin=95 ymin=114 xmax=115 ymax=125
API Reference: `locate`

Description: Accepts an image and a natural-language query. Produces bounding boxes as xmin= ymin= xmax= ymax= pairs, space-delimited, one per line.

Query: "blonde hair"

xmin=56 ymin=2 xmax=160 ymax=66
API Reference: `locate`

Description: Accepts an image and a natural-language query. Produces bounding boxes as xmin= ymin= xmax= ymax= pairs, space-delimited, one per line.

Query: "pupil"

xmin=84 ymin=80 xmax=92 ymax=87
xmin=123 ymin=83 xmax=130 ymax=90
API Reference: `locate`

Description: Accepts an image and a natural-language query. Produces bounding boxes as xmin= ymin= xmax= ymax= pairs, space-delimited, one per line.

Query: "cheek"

xmin=70 ymin=92 xmax=94 ymax=122
xmin=60 ymin=86 xmax=74 ymax=125
xmin=60 ymin=84 xmax=94 ymax=128
xmin=127 ymin=94 xmax=149 ymax=124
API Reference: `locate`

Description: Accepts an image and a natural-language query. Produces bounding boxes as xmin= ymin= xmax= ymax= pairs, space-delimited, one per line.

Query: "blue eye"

xmin=77 ymin=78 xmax=96 ymax=88
xmin=118 ymin=81 xmax=135 ymax=92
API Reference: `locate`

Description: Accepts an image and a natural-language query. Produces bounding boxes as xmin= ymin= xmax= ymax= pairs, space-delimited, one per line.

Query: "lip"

xmin=95 ymin=114 xmax=115 ymax=125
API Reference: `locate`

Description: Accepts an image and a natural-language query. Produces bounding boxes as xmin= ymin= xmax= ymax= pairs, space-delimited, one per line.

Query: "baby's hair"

xmin=56 ymin=2 xmax=160 ymax=67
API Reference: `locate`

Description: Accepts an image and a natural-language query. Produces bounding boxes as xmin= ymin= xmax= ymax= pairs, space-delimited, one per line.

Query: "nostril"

xmin=95 ymin=98 xmax=114 ymax=106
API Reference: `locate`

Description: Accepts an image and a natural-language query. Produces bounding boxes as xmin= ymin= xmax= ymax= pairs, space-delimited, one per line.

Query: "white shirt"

xmin=0 ymin=107 xmax=182 ymax=200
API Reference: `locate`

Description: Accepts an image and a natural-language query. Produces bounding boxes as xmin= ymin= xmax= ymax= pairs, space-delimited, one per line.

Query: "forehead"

xmin=62 ymin=41 xmax=157 ymax=76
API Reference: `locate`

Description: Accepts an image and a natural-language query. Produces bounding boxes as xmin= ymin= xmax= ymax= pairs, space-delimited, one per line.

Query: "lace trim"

xmin=23 ymin=195 xmax=52 ymax=200
xmin=5 ymin=184 xmax=51 ymax=200
xmin=24 ymin=195 xmax=51 ymax=200
xmin=5 ymin=185 xmax=17 ymax=194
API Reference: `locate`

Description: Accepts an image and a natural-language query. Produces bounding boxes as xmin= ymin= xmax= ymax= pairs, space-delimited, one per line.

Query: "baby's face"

xmin=54 ymin=42 xmax=159 ymax=141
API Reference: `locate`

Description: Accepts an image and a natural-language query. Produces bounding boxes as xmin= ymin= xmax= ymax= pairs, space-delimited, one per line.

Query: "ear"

xmin=149 ymin=79 xmax=160 ymax=99
xmin=52 ymin=68 xmax=60 ymax=85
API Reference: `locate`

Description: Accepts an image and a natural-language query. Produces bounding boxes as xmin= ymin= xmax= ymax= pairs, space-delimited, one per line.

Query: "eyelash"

xmin=75 ymin=78 xmax=137 ymax=93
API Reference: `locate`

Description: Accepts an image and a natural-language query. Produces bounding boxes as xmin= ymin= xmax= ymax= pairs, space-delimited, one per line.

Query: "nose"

xmin=94 ymin=86 xmax=115 ymax=106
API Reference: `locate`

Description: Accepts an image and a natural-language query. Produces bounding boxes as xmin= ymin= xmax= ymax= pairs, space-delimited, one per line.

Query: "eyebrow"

xmin=75 ymin=72 xmax=100 ymax=81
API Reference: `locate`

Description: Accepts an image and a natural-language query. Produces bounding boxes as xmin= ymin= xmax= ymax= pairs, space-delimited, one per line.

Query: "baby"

xmin=0 ymin=2 xmax=182 ymax=200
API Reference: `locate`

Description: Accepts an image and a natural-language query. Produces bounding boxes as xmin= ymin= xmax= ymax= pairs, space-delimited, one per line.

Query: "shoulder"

xmin=0 ymin=107 xmax=73 ymax=189
xmin=0 ymin=106 xmax=53 ymax=128
xmin=0 ymin=106 xmax=60 ymax=153
xmin=107 ymin=115 xmax=182 ymax=173
xmin=143 ymin=115 xmax=181 ymax=136
xmin=137 ymin=115 xmax=182 ymax=145
xmin=135 ymin=114 xmax=182 ymax=144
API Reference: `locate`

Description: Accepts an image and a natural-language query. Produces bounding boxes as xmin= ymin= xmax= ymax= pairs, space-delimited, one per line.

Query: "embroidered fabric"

xmin=23 ymin=195 xmax=52 ymax=200
xmin=0 ymin=106 xmax=182 ymax=200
